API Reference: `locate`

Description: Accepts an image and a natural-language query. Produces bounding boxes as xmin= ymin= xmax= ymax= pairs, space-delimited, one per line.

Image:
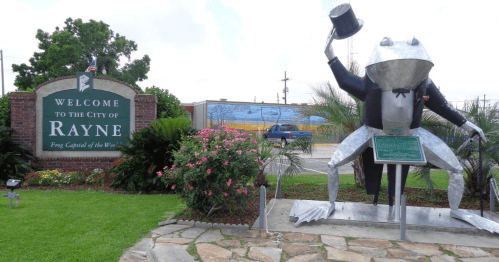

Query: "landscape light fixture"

xmin=3 ymin=179 xmax=21 ymax=208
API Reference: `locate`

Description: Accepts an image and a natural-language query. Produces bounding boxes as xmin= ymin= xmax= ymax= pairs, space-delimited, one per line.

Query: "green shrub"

xmin=110 ymin=117 xmax=194 ymax=191
xmin=0 ymin=126 xmax=36 ymax=183
xmin=161 ymin=126 xmax=264 ymax=216
xmin=0 ymin=95 xmax=10 ymax=127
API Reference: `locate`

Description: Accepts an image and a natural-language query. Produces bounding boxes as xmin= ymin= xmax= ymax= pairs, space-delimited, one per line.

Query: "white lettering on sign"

xmin=54 ymin=99 xmax=118 ymax=107
xmin=96 ymin=125 xmax=108 ymax=136
xmin=113 ymin=125 xmax=121 ymax=136
xmin=48 ymin=122 xmax=121 ymax=137
xmin=49 ymin=121 xmax=65 ymax=136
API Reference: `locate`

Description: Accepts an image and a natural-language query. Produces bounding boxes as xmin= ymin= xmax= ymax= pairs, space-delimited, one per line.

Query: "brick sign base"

xmin=9 ymin=75 xmax=157 ymax=170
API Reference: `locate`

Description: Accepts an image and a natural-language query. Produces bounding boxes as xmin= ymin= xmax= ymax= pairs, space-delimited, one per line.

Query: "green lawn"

xmin=0 ymin=190 xmax=183 ymax=261
xmin=266 ymin=169 xmax=450 ymax=189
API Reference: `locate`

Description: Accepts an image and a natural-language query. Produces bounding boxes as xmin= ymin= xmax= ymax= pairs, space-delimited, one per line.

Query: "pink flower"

xmin=252 ymin=184 xmax=255 ymax=188
xmin=223 ymin=161 xmax=228 ymax=166
xmin=204 ymin=191 xmax=207 ymax=195
xmin=252 ymin=141 xmax=257 ymax=145
xmin=212 ymin=151 xmax=217 ymax=155
xmin=237 ymin=189 xmax=240 ymax=193
xmin=171 ymin=185 xmax=176 ymax=189
xmin=215 ymin=145 xmax=221 ymax=149
xmin=164 ymin=166 xmax=168 ymax=169
xmin=242 ymin=189 xmax=248 ymax=195
xmin=226 ymin=179 xmax=232 ymax=187
xmin=156 ymin=171 xmax=163 ymax=177
xmin=194 ymin=152 xmax=199 ymax=156
xmin=236 ymin=150 xmax=242 ymax=155
xmin=223 ymin=192 xmax=228 ymax=197
xmin=208 ymin=191 xmax=212 ymax=196
xmin=207 ymin=169 xmax=211 ymax=174
xmin=202 ymin=157 xmax=208 ymax=162
xmin=171 ymin=165 xmax=176 ymax=169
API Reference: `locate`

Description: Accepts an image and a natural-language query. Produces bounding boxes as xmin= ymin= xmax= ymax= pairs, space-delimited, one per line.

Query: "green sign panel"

xmin=372 ymin=136 xmax=426 ymax=165
xmin=43 ymin=74 xmax=130 ymax=151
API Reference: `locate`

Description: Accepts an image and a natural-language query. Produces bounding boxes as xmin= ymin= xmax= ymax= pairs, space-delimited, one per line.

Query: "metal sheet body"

xmin=366 ymin=40 xmax=433 ymax=92
xmin=381 ymin=91 xmax=414 ymax=135
xmin=290 ymin=200 xmax=499 ymax=232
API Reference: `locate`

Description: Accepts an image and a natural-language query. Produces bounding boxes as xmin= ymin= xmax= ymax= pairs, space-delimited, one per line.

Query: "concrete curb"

xmin=160 ymin=219 xmax=250 ymax=230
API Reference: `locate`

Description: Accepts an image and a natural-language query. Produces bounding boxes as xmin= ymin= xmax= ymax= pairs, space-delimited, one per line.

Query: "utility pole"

xmin=277 ymin=93 xmax=279 ymax=104
xmin=1 ymin=50 xmax=4 ymax=97
xmin=281 ymin=71 xmax=291 ymax=104
xmin=483 ymin=94 xmax=486 ymax=112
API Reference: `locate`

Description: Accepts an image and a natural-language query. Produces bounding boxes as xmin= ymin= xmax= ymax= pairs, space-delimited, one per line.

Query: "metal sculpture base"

xmin=3 ymin=191 xmax=20 ymax=208
xmin=290 ymin=200 xmax=499 ymax=234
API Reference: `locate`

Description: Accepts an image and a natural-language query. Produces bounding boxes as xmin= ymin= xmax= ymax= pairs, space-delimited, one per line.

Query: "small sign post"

xmin=372 ymin=136 xmax=427 ymax=220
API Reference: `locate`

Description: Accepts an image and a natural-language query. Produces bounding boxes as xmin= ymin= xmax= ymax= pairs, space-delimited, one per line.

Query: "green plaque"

xmin=372 ymin=136 xmax=426 ymax=165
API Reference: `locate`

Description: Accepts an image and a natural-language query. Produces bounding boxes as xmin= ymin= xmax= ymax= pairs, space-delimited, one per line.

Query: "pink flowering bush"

xmin=161 ymin=126 xmax=265 ymax=216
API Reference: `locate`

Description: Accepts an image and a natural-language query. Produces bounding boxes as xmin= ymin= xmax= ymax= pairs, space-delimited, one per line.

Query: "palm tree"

xmin=300 ymin=80 xmax=365 ymax=185
xmin=416 ymin=99 xmax=499 ymax=197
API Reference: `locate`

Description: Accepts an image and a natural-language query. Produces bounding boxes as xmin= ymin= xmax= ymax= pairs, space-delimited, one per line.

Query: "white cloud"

xmin=2 ymin=0 xmax=498 ymax=109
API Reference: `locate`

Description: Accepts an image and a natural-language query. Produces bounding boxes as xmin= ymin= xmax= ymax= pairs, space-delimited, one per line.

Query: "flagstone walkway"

xmin=119 ymin=223 xmax=499 ymax=262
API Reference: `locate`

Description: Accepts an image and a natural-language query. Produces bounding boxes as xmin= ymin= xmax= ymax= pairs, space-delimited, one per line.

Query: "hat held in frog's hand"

xmin=329 ymin=3 xmax=364 ymax=40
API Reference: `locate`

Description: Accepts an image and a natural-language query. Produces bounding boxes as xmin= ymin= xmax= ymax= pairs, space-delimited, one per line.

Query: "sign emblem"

xmin=77 ymin=72 xmax=93 ymax=93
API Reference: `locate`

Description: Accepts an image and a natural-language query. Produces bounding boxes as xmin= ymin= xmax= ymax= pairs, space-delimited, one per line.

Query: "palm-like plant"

xmin=254 ymin=136 xmax=313 ymax=190
xmin=300 ymin=81 xmax=365 ymax=185
xmin=0 ymin=126 xmax=36 ymax=183
xmin=416 ymin=99 xmax=499 ymax=197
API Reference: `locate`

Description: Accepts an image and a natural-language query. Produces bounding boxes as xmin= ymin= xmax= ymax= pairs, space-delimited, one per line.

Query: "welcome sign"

xmin=42 ymin=72 xmax=130 ymax=151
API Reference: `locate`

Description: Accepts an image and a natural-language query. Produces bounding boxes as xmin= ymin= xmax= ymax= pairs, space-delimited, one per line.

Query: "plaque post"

xmin=394 ymin=164 xmax=402 ymax=220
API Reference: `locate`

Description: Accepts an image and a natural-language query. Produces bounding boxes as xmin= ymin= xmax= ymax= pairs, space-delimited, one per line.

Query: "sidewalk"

xmin=120 ymin=221 xmax=499 ymax=262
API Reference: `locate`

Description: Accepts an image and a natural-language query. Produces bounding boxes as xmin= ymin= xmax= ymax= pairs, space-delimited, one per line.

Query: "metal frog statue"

xmin=293 ymin=4 xmax=498 ymax=232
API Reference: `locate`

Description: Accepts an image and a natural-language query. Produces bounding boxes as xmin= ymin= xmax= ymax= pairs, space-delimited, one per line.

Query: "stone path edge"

xmin=158 ymin=219 xmax=250 ymax=230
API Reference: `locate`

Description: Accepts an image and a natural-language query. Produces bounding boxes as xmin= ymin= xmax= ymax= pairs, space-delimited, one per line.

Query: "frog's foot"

xmin=450 ymin=209 xmax=499 ymax=234
xmin=293 ymin=202 xmax=335 ymax=225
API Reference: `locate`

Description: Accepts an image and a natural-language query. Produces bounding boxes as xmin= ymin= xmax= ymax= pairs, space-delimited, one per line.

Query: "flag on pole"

xmin=85 ymin=57 xmax=97 ymax=72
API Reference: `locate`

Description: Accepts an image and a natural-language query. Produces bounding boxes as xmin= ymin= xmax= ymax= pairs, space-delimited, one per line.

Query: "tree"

xmin=0 ymin=95 xmax=10 ymax=127
xmin=12 ymin=18 xmax=150 ymax=91
xmin=301 ymin=61 xmax=365 ymax=185
xmin=144 ymin=86 xmax=187 ymax=119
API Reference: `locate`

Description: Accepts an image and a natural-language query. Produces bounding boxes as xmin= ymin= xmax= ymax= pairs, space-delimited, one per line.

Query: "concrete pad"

xmin=397 ymin=242 xmax=442 ymax=256
xmin=325 ymin=246 xmax=372 ymax=262
xmin=150 ymin=225 xmax=191 ymax=236
xmin=151 ymin=243 xmax=195 ymax=262
xmin=320 ymin=235 xmax=347 ymax=250
xmin=197 ymin=243 xmax=231 ymax=262
xmin=441 ymin=244 xmax=491 ymax=257
xmin=180 ymin=227 xmax=206 ymax=239
xmin=195 ymin=229 xmax=224 ymax=243
xmin=348 ymin=246 xmax=388 ymax=257
xmin=253 ymin=198 xmax=499 ymax=248
xmin=248 ymin=247 xmax=282 ymax=262
xmin=155 ymin=238 xmax=193 ymax=245
xmin=286 ymin=253 xmax=325 ymax=262
xmin=431 ymin=255 xmax=456 ymax=262
xmin=460 ymin=257 xmax=499 ymax=262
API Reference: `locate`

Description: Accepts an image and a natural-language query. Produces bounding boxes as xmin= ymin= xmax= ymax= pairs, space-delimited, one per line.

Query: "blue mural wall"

xmin=206 ymin=102 xmax=325 ymax=131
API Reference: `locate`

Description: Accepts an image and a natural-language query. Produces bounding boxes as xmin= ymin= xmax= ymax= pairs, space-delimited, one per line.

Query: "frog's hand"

xmin=294 ymin=202 xmax=335 ymax=225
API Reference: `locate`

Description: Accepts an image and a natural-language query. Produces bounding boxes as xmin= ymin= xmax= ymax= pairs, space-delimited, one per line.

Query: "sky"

xmin=1 ymin=0 xmax=498 ymax=110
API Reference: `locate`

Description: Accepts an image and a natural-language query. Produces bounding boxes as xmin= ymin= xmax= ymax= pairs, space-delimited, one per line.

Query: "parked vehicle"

xmin=263 ymin=123 xmax=312 ymax=148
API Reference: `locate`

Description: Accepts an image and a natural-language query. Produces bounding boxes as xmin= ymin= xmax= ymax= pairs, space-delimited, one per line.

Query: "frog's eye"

xmin=407 ymin=37 xmax=419 ymax=46
xmin=380 ymin=37 xmax=393 ymax=46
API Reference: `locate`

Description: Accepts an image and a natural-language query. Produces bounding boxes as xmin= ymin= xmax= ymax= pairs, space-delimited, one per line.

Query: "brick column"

xmin=135 ymin=94 xmax=157 ymax=130
xmin=9 ymin=92 xmax=36 ymax=153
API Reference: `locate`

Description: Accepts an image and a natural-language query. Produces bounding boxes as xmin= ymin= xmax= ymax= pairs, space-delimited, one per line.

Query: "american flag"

xmin=85 ymin=58 xmax=96 ymax=72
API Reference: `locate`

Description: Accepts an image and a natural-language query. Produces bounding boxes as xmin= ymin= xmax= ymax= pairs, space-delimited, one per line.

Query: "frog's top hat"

xmin=329 ymin=3 xmax=363 ymax=40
